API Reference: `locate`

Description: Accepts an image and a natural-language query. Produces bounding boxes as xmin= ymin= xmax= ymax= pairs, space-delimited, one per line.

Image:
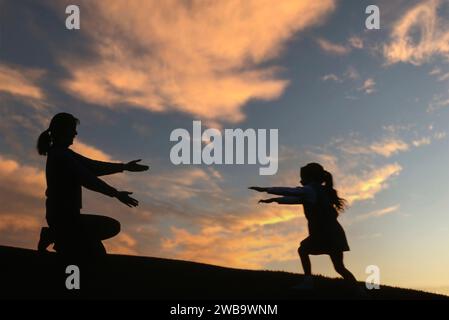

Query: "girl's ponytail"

xmin=323 ymin=170 xmax=347 ymax=213
xmin=37 ymin=129 xmax=51 ymax=156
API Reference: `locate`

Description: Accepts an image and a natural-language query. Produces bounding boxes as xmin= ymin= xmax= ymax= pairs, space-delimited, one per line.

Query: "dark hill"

xmin=0 ymin=245 xmax=446 ymax=300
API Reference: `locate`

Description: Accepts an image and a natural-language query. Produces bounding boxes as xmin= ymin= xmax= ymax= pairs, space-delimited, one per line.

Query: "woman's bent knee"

xmin=111 ymin=220 xmax=121 ymax=236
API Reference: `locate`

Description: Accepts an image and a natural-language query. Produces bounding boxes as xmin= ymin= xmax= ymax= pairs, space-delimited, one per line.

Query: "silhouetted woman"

xmin=37 ymin=112 xmax=148 ymax=256
xmin=250 ymin=163 xmax=356 ymax=289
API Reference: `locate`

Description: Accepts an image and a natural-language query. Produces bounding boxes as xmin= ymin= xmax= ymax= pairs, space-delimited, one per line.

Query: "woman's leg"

xmin=51 ymin=214 xmax=120 ymax=256
xmin=80 ymin=214 xmax=121 ymax=241
xmin=330 ymin=252 xmax=357 ymax=283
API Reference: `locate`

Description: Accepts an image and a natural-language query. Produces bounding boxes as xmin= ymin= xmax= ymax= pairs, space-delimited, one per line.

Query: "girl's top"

xmin=266 ymin=183 xmax=349 ymax=253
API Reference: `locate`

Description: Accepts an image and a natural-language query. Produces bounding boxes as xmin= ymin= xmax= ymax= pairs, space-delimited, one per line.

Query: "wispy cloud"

xmin=428 ymin=67 xmax=449 ymax=80
xmin=344 ymin=66 xmax=360 ymax=80
xmin=383 ymin=0 xmax=449 ymax=65
xmin=104 ymin=232 xmax=139 ymax=256
xmin=160 ymin=204 xmax=305 ymax=269
xmin=412 ymin=137 xmax=432 ymax=147
xmin=57 ymin=0 xmax=336 ymax=123
xmin=348 ymin=36 xmax=364 ymax=49
xmin=369 ymin=138 xmax=408 ymax=156
xmin=0 ymin=155 xmax=46 ymax=199
xmin=316 ymin=38 xmax=351 ymax=55
xmin=355 ymin=205 xmax=400 ymax=221
xmin=321 ymin=66 xmax=359 ymax=85
xmin=0 ymin=63 xmax=45 ymax=100
xmin=429 ymin=67 xmax=442 ymax=75
xmin=71 ymin=140 xmax=114 ymax=162
xmin=358 ymin=78 xmax=376 ymax=94
xmin=317 ymin=35 xmax=364 ymax=55
xmin=438 ymin=72 xmax=449 ymax=81
xmin=335 ymin=133 xmax=440 ymax=158
xmin=427 ymin=92 xmax=449 ymax=112
xmin=0 ymin=154 xmax=47 ymax=248
xmin=321 ymin=73 xmax=341 ymax=82
xmin=341 ymin=163 xmax=402 ymax=204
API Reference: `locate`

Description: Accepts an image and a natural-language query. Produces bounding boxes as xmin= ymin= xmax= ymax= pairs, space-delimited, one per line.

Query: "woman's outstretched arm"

xmin=71 ymin=151 xmax=124 ymax=176
xmin=71 ymin=151 xmax=149 ymax=176
xmin=65 ymin=151 xmax=139 ymax=207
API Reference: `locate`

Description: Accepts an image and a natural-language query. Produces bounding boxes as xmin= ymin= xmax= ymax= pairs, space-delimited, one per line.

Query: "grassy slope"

xmin=0 ymin=245 xmax=447 ymax=300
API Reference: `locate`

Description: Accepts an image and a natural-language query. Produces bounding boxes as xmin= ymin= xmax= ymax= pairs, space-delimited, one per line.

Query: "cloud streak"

xmin=316 ymin=38 xmax=351 ymax=55
xmin=383 ymin=0 xmax=449 ymax=65
xmin=58 ymin=0 xmax=336 ymax=123
xmin=0 ymin=63 xmax=45 ymax=100
xmin=355 ymin=205 xmax=400 ymax=221
xmin=358 ymin=78 xmax=376 ymax=94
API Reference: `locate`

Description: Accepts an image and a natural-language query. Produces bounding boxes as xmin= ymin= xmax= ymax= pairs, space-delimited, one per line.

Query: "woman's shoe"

xmin=37 ymin=227 xmax=54 ymax=252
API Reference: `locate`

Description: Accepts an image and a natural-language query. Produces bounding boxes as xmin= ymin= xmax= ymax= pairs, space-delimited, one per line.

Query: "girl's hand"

xmin=115 ymin=191 xmax=139 ymax=207
xmin=258 ymin=198 xmax=275 ymax=204
xmin=249 ymin=186 xmax=267 ymax=192
xmin=125 ymin=159 xmax=149 ymax=172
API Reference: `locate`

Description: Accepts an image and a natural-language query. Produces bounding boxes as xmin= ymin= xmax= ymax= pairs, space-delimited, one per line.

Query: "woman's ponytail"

xmin=37 ymin=129 xmax=51 ymax=156
xmin=323 ymin=170 xmax=347 ymax=213
xmin=37 ymin=112 xmax=80 ymax=156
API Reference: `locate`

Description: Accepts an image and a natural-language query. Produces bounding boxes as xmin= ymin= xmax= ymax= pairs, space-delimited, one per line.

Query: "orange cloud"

xmin=338 ymin=137 xmax=409 ymax=157
xmin=57 ymin=0 xmax=336 ymax=123
xmin=0 ymin=155 xmax=48 ymax=248
xmin=0 ymin=155 xmax=46 ymax=199
xmin=340 ymin=164 xmax=402 ymax=204
xmin=355 ymin=204 xmax=400 ymax=222
xmin=384 ymin=0 xmax=449 ymax=65
xmin=71 ymin=140 xmax=114 ymax=162
xmin=139 ymin=167 xmax=224 ymax=201
xmin=0 ymin=214 xmax=41 ymax=232
xmin=161 ymin=205 xmax=306 ymax=269
xmin=358 ymin=78 xmax=376 ymax=94
xmin=316 ymin=38 xmax=351 ymax=55
xmin=369 ymin=138 xmax=408 ymax=157
xmin=348 ymin=36 xmax=364 ymax=49
xmin=104 ymin=232 xmax=138 ymax=256
xmin=0 ymin=63 xmax=45 ymax=100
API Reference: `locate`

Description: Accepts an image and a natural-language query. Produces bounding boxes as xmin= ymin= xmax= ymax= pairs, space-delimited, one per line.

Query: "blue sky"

xmin=1 ymin=0 xmax=449 ymax=295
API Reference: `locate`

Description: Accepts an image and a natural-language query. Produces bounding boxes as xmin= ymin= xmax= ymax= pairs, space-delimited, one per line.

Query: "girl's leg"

xmin=293 ymin=244 xmax=314 ymax=289
xmin=298 ymin=245 xmax=312 ymax=276
xmin=330 ymin=252 xmax=357 ymax=283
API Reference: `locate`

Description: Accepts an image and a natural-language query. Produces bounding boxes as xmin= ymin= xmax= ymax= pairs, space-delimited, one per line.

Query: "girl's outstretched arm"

xmin=265 ymin=187 xmax=304 ymax=196
xmin=249 ymin=186 xmax=304 ymax=196
xmin=259 ymin=196 xmax=302 ymax=204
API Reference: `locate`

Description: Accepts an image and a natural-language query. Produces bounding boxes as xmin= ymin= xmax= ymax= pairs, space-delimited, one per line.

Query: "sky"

xmin=1 ymin=0 xmax=449 ymax=295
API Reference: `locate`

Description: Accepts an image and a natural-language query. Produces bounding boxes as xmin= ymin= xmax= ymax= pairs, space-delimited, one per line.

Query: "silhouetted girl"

xmin=37 ymin=113 xmax=148 ymax=256
xmin=250 ymin=163 xmax=356 ymax=288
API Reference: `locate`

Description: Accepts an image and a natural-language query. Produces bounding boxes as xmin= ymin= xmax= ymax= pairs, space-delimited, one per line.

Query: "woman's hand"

xmin=115 ymin=191 xmax=139 ymax=207
xmin=125 ymin=159 xmax=149 ymax=172
xmin=258 ymin=198 xmax=275 ymax=204
xmin=249 ymin=186 xmax=267 ymax=192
